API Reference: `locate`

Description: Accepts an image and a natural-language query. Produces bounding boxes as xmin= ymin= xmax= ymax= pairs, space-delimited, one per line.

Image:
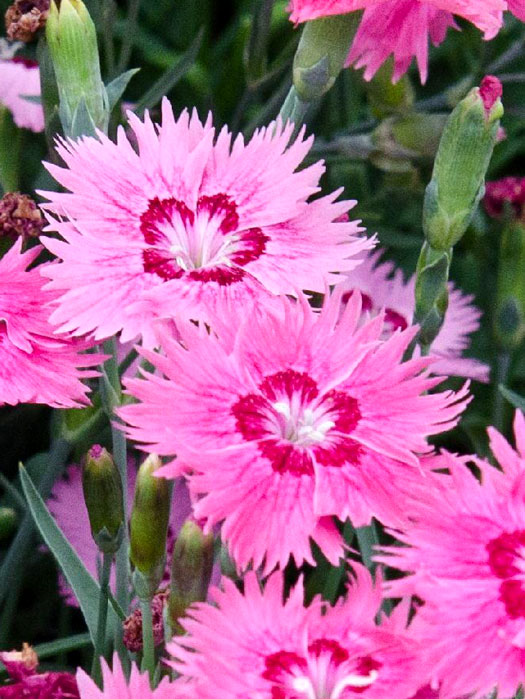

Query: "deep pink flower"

xmin=48 ymin=460 xmax=192 ymax=606
xmin=0 ymin=58 xmax=44 ymax=132
xmin=508 ymin=0 xmax=525 ymax=20
xmin=340 ymin=250 xmax=489 ymax=382
xmin=168 ymin=565 xmax=425 ymax=699
xmin=0 ymin=645 xmax=79 ymax=698
xmin=377 ymin=411 xmax=525 ymax=698
xmin=484 ymin=176 xmax=525 ymax=219
xmin=119 ymin=289 xmax=468 ymax=572
xmin=40 ymin=99 xmax=371 ymax=347
xmin=0 ymin=240 xmax=101 ymax=408
xmin=76 ymin=656 xmax=190 ymax=698
xmin=288 ymin=1 xmax=506 ymax=83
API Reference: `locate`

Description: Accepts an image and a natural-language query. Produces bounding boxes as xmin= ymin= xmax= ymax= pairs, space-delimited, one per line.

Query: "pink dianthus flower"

xmin=168 ymin=566 xmax=425 ymax=699
xmin=76 ymin=656 xmax=190 ymax=699
xmin=0 ymin=240 xmax=100 ymax=408
xmin=377 ymin=411 xmax=525 ymax=698
xmin=484 ymin=176 xmax=525 ymax=219
xmin=288 ymin=1 xmax=506 ymax=83
xmin=119 ymin=289 xmax=468 ymax=572
xmin=0 ymin=645 xmax=79 ymax=698
xmin=0 ymin=58 xmax=44 ymax=132
xmin=341 ymin=250 xmax=489 ymax=382
xmin=40 ymin=99 xmax=371 ymax=347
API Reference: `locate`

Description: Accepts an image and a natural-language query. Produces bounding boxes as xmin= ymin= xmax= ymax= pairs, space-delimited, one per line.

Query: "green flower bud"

xmin=423 ymin=76 xmax=503 ymax=251
xmin=82 ymin=445 xmax=124 ymax=554
xmin=168 ymin=519 xmax=214 ymax=635
xmin=46 ymin=0 xmax=107 ymax=137
xmin=0 ymin=507 xmax=17 ymax=541
xmin=293 ymin=12 xmax=360 ymax=102
xmin=129 ymin=454 xmax=170 ymax=599
xmin=494 ymin=221 xmax=525 ymax=350
xmin=367 ymin=60 xmax=414 ymax=119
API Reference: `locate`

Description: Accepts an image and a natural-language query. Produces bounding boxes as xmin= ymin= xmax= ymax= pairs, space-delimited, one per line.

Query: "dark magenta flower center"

xmin=342 ymin=292 xmax=408 ymax=333
xmin=232 ymin=369 xmax=361 ymax=476
xmin=263 ymin=638 xmax=380 ymax=698
xmin=487 ymin=530 xmax=525 ymax=618
xmin=140 ymin=193 xmax=268 ymax=286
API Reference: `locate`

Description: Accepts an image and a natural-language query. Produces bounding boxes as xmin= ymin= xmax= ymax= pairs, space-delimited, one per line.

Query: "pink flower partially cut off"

xmin=76 ymin=656 xmax=191 ymax=698
xmin=48 ymin=460 xmax=192 ymax=607
xmin=0 ymin=645 xmax=79 ymax=698
xmin=119 ymin=289 xmax=469 ymax=573
xmin=0 ymin=240 xmax=101 ymax=408
xmin=377 ymin=411 xmax=525 ymax=698
xmin=341 ymin=249 xmax=489 ymax=382
xmin=0 ymin=58 xmax=44 ymax=132
xmin=288 ymin=1 xmax=506 ymax=83
xmin=40 ymin=99 xmax=372 ymax=347
xmin=168 ymin=566 xmax=426 ymax=699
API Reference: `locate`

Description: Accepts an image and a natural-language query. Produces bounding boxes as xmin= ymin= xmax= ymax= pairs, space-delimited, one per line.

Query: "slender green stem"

xmin=117 ymin=0 xmax=141 ymax=73
xmin=493 ymin=352 xmax=511 ymax=433
xmin=0 ymin=473 xmax=27 ymax=512
xmin=278 ymin=86 xmax=309 ymax=136
xmin=140 ymin=597 xmax=156 ymax=684
xmin=91 ymin=553 xmax=113 ymax=683
xmin=101 ymin=1 xmax=117 ymax=78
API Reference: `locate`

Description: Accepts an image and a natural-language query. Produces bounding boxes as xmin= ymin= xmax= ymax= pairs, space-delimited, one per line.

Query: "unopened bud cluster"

xmin=0 ymin=192 xmax=44 ymax=242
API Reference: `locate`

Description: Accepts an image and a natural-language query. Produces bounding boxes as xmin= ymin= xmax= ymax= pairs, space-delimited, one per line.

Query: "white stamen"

xmin=332 ymin=670 xmax=378 ymax=699
xmin=273 ymin=402 xmax=291 ymax=419
xmin=292 ymin=676 xmax=317 ymax=699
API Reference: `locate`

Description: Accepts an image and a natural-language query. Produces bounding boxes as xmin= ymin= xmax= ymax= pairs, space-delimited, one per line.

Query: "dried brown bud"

xmin=123 ymin=592 xmax=167 ymax=653
xmin=5 ymin=0 xmax=50 ymax=42
xmin=0 ymin=192 xmax=44 ymax=241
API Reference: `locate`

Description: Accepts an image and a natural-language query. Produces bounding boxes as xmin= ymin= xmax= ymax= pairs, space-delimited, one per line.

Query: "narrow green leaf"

xmin=500 ymin=385 xmax=525 ymax=412
xmin=105 ymin=68 xmax=140 ymax=111
xmin=19 ymin=465 xmax=118 ymax=646
xmin=134 ymin=28 xmax=204 ymax=117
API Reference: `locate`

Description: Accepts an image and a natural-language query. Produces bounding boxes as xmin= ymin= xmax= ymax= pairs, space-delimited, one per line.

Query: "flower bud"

xmin=293 ymin=13 xmax=359 ymax=102
xmin=423 ymin=76 xmax=503 ymax=251
xmin=367 ymin=60 xmax=414 ymax=119
xmin=46 ymin=0 xmax=107 ymax=137
xmin=0 ymin=192 xmax=44 ymax=242
xmin=494 ymin=221 xmax=525 ymax=350
xmin=413 ymin=242 xmax=451 ymax=352
xmin=129 ymin=454 xmax=170 ymax=599
xmin=168 ymin=519 xmax=214 ymax=635
xmin=0 ymin=507 xmax=17 ymax=541
xmin=5 ymin=0 xmax=49 ymax=42
xmin=82 ymin=444 xmax=124 ymax=554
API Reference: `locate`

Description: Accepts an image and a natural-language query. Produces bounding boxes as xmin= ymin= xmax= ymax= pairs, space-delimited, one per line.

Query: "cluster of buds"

xmin=5 ymin=0 xmax=49 ymax=42
xmin=413 ymin=76 xmax=503 ymax=352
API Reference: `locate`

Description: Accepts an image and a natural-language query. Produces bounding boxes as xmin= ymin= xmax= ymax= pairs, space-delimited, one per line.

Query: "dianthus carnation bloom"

xmin=0 ymin=645 xmax=79 ymax=698
xmin=341 ymin=250 xmax=489 ymax=382
xmin=484 ymin=176 xmax=525 ymax=219
xmin=377 ymin=411 xmax=525 ymax=698
xmin=76 ymin=656 xmax=190 ymax=699
xmin=168 ymin=566 xmax=425 ymax=699
xmin=0 ymin=240 xmax=100 ymax=408
xmin=48 ymin=462 xmax=192 ymax=606
xmin=0 ymin=58 xmax=44 ymax=132
xmin=119 ymin=290 xmax=468 ymax=572
xmin=288 ymin=1 xmax=505 ymax=83
xmin=40 ymin=99 xmax=371 ymax=347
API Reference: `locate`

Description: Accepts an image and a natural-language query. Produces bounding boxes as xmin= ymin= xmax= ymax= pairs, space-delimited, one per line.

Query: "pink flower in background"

xmin=377 ymin=411 xmax=525 ymax=698
xmin=288 ymin=1 xmax=505 ymax=83
xmin=0 ymin=240 xmax=101 ymax=408
xmin=0 ymin=645 xmax=79 ymax=698
xmin=120 ymin=290 xmax=468 ymax=573
xmin=76 ymin=656 xmax=190 ymax=698
xmin=0 ymin=58 xmax=44 ymax=132
xmin=484 ymin=176 xmax=525 ymax=219
xmin=168 ymin=566 xmax=425 ymax=699
xmin=341 ymin=250 xmax=489 ymax=382
xmin=508 ymin=0 xmax=525 ymax=20
xmin=48 ymin=461 xmax=192 ymax=606
xmin=40 ymin=99 xmax=371 ymax=347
